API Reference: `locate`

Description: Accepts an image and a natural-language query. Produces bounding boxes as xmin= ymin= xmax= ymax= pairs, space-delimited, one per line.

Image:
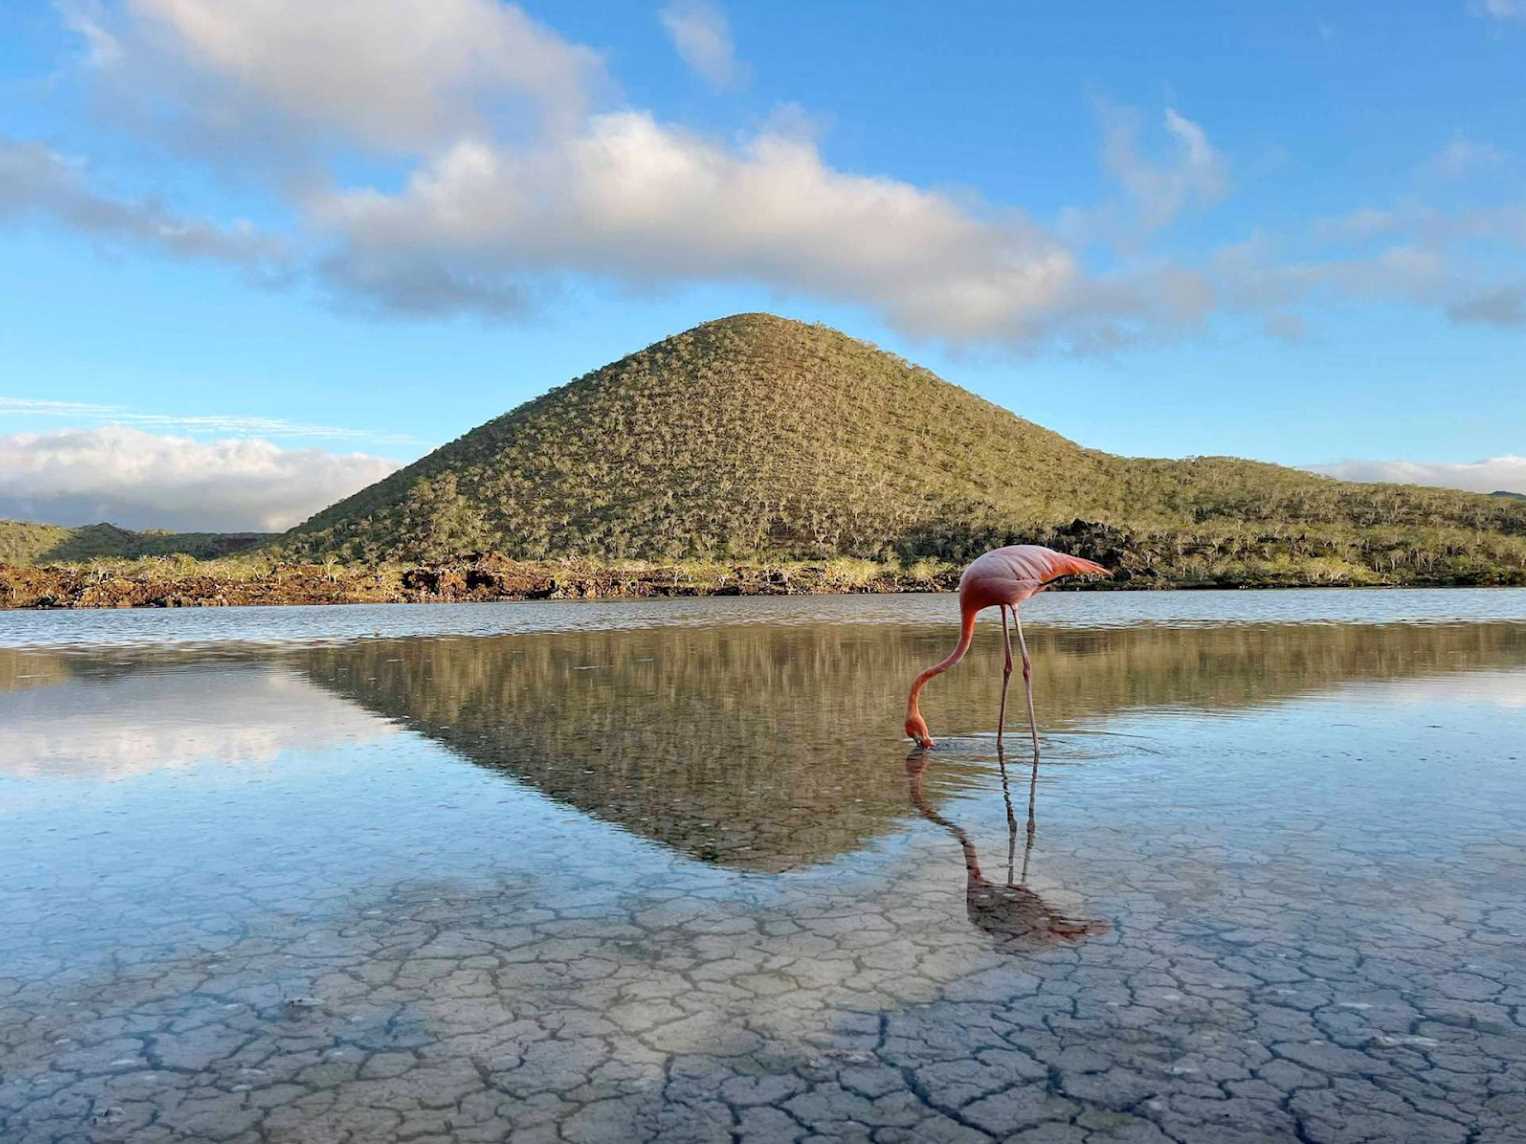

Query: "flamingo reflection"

xmin=907 ymin=747 xmax=1109 ymax=948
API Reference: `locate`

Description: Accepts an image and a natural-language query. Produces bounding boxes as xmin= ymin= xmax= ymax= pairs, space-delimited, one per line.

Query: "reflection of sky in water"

xmin=5 ymin=719 xmax=672 ymax=959
xmin=2 ymin=597 xmax=1525 ymax=1143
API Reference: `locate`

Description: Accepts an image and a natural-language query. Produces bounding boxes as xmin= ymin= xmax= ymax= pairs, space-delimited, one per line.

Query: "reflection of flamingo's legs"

xmin=997 ymin=744 xmax=1018 ymax=885
xmin=1021 ymin=750 xmax=1038 ymax=885
xmin=998 ymin=742 xmax=1040 ymax=887
xmin=997 ymin=606 xmax=1014 ymax=748
xmin=1013 ymin=605 xmax=1040 ymax=767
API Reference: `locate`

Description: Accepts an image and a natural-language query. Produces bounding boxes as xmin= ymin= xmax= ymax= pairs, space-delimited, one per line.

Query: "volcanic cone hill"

xmin=284 ymin=314 xmax=1526 ymax=584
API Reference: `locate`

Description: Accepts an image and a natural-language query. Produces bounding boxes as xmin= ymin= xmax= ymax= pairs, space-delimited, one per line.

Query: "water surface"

xmin=2 ymin=591 xmax=1524 ymax=1142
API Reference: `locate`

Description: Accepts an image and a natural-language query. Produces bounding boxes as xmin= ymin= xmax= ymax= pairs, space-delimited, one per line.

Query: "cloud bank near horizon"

xmin=1307 ymin=455 xmax=1526 ymax=495
xmin=0 ymin=426 xmax=402 ymax=532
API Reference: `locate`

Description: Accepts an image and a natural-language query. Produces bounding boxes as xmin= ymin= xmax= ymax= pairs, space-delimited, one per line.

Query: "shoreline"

xmin=4 ymin=555 xmax=1521 ymax=610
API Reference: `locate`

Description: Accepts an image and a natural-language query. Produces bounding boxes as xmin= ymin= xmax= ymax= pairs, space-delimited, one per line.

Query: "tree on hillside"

xmin=399 ymin=474 xmax=490 ymax=562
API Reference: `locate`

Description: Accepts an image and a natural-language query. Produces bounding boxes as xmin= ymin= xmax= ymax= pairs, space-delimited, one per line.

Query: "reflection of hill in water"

xmin=296 ymin=621 xmax=1526 ymax=871
xmin=298 ymin=626 xmax=927 ymax=873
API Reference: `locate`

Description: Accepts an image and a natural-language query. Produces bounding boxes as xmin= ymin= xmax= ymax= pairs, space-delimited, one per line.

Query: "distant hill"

xmin=0 ymin=519 xmax=269 ymax=565
xmin=1492 ymin=490 xmax=1526 ymax=501
xmin=285 ymin=313 xmax=1525 ymax=585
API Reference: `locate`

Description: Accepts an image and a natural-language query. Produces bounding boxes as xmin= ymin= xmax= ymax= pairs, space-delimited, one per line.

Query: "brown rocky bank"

xmin=0 ymin=556 xmax=964 ymax=609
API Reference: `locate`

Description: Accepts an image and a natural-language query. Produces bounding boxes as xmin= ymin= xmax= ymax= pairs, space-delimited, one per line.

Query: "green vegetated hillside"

xmin=285 ymin=313 xmax=1526 ymax=587
xmin=0 ymin=519 xmax=268 ymax=564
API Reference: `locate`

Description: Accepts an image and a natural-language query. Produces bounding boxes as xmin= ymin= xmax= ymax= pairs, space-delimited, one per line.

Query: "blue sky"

xmin=1 ymin=1 xmax=1523 ymax=529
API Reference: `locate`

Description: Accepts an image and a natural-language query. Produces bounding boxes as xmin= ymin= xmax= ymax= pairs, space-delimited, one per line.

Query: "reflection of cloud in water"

xmin=1372 ymin=669 xmax=1526 ymax=708
xmin=0 ymin=666 xmax=397 ymax=779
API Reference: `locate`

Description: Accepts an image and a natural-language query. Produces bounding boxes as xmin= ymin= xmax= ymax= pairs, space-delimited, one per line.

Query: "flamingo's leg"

xmin=997 ymin=604 xmax=1014 ymax=747
xmin=1013 ymin=605 xmax=1040 ymax=766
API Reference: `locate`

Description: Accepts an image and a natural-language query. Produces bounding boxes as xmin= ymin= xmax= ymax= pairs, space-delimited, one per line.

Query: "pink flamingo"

xmin=905 ymin=545 xmax=1109 ymax=753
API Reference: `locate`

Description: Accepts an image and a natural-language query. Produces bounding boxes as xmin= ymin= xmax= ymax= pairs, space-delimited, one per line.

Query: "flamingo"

xmin=904 ymin=545 xmax=1109 ymax=753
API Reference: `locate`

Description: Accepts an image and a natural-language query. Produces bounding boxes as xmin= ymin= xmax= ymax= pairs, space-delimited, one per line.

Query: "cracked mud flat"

xmin=2 ymin=590 xmax=1525 ymax=1143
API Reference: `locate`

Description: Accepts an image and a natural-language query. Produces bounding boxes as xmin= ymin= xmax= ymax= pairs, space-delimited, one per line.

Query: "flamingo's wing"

xmin=963 ymin=546 xmax=1108 ymax=597
xmin=1012 ymin=545 xmax=1108 ymax=583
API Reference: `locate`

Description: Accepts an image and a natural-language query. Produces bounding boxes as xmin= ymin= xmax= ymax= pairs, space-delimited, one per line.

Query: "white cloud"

xmin=1099 ymin=105 xmax=1228 ymax=231
xmin=1201 ymin=236 xmax=1455 ymax=331
xmin=0 ymin=135 xmax=283 ymax=270
xmin=55 ymin=0 xmax=123 ymax=68
xmin=1314 ymin=201 xmax=1526 ymax=250
xmin=0 ymin=396 xmax=421 ymax=446
xmin=0 ymin=426 xmax=402 ymax=531
xmin=124 ymin=0 xmax=605 ymax=147
xmin=1261 ymin=311 xmax=1306 ymax=342
xmin=1425 ymin=136 xmax=1505 ymax=179
xmin=1307 ymin=455 xmax=1526 ymax=495
xmin=660 ymin=0 xmax=742 ymax=90
xmin=1447 ymin=284 xmax=1526 ymax=326
xmin=315 ymin=113 xmax=1085 ymax=340
xmin=1477 ymin=0 xmax=1526 ymax=21
xmin=46 ymin=0 xmax=1220 ymax=346
xmin=28 ymin=1 xmax=1525 ymax=350
xmin=1312 ymin=206 xmax=1404 ymax=243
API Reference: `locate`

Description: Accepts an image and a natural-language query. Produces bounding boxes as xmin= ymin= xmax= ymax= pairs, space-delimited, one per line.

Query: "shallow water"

xmin=4 ymin=586 xmax=1524 ymax=648
xmin=2 ymin=591 xmax=1525 ymax=1143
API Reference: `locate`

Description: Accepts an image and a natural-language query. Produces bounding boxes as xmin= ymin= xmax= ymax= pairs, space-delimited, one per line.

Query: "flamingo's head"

xmin=905 ymin=713 xmax=935 ymax=750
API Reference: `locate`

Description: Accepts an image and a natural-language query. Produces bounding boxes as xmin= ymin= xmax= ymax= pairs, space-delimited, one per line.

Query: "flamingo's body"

xmin=905 ymin=545 xmax=1109 ymax=751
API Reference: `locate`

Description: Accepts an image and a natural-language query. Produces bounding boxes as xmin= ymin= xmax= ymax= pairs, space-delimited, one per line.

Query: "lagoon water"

xmin=2 ymin=590 xmax=1525 ymax=1143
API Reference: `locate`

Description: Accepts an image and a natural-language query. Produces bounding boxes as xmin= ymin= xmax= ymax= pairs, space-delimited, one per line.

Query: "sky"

xmin=1 ymin=0 xmax=1523 ymax=531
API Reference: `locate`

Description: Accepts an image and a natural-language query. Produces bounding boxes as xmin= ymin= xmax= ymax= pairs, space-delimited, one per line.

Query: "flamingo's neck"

xmin=905 ymin=604 xmax=978 ymax=732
